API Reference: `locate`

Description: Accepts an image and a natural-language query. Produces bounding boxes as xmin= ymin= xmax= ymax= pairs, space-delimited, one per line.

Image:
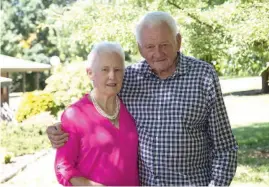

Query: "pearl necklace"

xmin=89 ymin=92 xmax=120 ymax=120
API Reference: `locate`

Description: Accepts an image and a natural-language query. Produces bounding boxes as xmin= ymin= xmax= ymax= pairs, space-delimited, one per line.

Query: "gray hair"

xmin=135 ymin=11 xmax=179 ymax=43
xmin=86 ymin=41 xmax=125 ymax=69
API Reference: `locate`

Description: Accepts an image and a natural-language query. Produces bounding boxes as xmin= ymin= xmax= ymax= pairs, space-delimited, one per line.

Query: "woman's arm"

xmin=70 ymin=177 xmax=104 ymax=186
xmin=54 ymin=108 xmax=84 ymax=186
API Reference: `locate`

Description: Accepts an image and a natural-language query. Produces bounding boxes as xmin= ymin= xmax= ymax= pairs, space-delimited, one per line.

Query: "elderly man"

xmin=47 ymin=11 xmax=238 ymax=186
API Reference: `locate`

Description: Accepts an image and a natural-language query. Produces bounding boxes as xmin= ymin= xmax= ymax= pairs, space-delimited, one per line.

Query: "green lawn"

xmin=231 ymin=122 xmax=269 ymax=186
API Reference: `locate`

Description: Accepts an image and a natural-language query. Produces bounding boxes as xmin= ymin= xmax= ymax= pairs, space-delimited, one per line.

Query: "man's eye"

xmin=147 ymin=46 xmax=154 ymax=49
xmin=102 ymin=69 xmax=108 ymax=71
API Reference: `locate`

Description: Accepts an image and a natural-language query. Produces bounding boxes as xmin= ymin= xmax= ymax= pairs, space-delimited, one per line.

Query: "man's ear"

xmin=137 ymin=42 xmax=145 ymax=58
xmin=176 ymin=33 xmax=182 ymax=51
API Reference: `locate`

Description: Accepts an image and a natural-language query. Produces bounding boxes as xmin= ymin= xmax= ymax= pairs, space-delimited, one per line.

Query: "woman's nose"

xmin=108 ymin=70 xmax=115 ymax=79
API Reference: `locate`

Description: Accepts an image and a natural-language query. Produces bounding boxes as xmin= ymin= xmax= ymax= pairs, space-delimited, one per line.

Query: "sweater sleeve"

xmin=54 ymin=107 xmax=83 ymax=186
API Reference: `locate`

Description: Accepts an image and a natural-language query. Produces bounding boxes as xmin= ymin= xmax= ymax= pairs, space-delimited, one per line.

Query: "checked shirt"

xmin=119 ymin=52 xmax=238 ymax=186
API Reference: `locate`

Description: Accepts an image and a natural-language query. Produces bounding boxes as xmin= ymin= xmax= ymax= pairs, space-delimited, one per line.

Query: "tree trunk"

xmin=261 ymin=68 xmax=269 ymax=93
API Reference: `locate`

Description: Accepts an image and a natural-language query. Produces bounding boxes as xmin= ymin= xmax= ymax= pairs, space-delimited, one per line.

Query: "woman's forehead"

xmin=95 ymin=53 xmax=124 ymax=67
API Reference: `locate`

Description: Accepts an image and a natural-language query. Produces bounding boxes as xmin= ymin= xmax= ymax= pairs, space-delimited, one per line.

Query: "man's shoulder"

xmin=125 ymin=60 xmax=146 ymax=75
xmin=183 ymin=55 xmax=216 ymax=76
xmin=185 ymin=55 xmax=213 ymax=69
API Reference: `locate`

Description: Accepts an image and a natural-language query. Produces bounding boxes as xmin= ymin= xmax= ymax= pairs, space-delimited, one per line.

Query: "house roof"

xmin=0 ymin=54 xmax=51 ymax=73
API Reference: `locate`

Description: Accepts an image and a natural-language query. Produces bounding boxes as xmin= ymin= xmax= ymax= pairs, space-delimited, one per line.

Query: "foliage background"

xmin=1 ymin=0 xmax=269 ymax=97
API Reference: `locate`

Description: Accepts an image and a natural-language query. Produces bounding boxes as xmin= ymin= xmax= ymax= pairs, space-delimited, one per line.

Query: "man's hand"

xmin=46 ymin=122 xmax=68 ymax=148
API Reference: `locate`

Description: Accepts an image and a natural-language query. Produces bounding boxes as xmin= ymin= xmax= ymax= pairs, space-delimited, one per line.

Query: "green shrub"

xmin=0 ymin=122 xmax=51 ymax=157
xmin=4 ymin=152 xmax=13 ymax=164
xmin=16 ymin=91 xmax=58 ymax=122
xmin=45 ymin=62 xmax=92 ymax=109
xmin=0 ymin=148 xmax=10 ymax=164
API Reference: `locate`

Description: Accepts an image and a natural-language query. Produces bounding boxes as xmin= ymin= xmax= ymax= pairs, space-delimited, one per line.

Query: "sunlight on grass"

xmin=231 ymin=122 xmax=269 ymax=186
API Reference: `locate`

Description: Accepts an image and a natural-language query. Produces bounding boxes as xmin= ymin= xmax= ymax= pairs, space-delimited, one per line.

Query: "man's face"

xmin=88 ymin=52 xmax=124 ymax=97
xmin=138 ymin=22 xmax=181 ymax=76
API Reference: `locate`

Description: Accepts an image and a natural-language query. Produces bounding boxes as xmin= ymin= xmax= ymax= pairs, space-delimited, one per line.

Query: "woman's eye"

xmin=115 ymin=69 xmax=122 ymax=72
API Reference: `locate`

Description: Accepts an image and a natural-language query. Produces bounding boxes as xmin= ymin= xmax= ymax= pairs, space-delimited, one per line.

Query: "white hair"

xmin=135 ymin=11 xmax=179 ymax=43
xmin=86 ymin=41 xmax=125 ymax=70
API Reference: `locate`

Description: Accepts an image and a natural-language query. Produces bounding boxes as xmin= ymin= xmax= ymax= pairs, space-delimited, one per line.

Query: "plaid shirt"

xmin=119 ymin=52 xmax=238 ymax=186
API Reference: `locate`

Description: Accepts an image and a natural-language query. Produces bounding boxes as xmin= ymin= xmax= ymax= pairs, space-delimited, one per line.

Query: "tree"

xmin=45 ymin=1 xmax=145 ymax=63
xmin=167 ymin=0 xmax=269 ymax=75
xmin=0 ymin=0 xmax=75 ymax=91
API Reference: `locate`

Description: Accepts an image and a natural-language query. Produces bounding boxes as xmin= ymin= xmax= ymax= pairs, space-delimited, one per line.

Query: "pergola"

xmin=0 ymin=54 xmax=51 ymax=104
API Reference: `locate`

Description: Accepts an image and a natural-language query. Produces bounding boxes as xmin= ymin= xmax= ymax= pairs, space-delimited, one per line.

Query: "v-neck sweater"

xmin=55 ymin=94 xmax=139 ymax=186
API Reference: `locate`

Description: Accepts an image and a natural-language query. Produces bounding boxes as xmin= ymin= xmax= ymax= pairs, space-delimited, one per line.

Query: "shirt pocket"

xmin=169 ymin=91 xmax=208 ymax=131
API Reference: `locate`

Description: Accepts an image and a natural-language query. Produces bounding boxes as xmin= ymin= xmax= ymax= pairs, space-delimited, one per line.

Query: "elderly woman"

xmin=54 ymin=41 xmax=139 ymax=186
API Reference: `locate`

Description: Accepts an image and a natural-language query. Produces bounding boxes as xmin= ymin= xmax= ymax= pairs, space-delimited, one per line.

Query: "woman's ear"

xmin=86 ymin=68 xmax=94 ymax=80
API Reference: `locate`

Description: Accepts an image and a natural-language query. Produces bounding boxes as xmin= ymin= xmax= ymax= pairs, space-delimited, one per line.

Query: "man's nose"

xmin=154 ymin=45 xmax=163 ymax=58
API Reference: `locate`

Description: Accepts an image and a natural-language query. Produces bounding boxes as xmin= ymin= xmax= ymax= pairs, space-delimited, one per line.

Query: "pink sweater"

xmin=55 ymin=94 xmax=139 ymax=186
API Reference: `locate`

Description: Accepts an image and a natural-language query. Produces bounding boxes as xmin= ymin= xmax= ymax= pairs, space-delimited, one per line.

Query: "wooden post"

xmin=6 ymin=72 xmax=10 ymax=104
xmin=23 ymin=72 xmax=26 ymax=92
xmin=35 ymin=72 xmax=40 ymax=90
xmin=261 ymin=67 xmax=269 ymax=93
xmin=0 ymin=72 xmax=10 ymax=104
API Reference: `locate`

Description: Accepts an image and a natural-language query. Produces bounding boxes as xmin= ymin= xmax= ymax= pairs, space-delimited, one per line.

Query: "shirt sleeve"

xmin=206 ymin=68 xmax=238 ymax=186
xmin=54 ymin=107 xmax=83 ymax=186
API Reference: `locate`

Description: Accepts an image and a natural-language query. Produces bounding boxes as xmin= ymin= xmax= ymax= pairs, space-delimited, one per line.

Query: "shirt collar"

xmin=175 ymin=52 xmax=190 ymax=76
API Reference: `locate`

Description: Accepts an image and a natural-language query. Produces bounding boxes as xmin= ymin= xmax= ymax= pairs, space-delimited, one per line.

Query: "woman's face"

xmin=88 ymin=52 xmax=124 ymax=97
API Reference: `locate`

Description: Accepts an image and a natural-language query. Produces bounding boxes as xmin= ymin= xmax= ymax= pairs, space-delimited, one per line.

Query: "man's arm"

xmin=207 ymin=68 xmax=238 ymax=186
xmin=46 ymin=122 xmax=69 ymax=148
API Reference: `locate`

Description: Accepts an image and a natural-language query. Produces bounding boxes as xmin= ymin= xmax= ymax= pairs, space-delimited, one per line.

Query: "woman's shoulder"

xmin=61 ymin=94 xmax=90 ymax=132
xmin=72 ymin=93 xmax=91 ymax=107
xmin=63 ymin=94 xmax=89 ymax=114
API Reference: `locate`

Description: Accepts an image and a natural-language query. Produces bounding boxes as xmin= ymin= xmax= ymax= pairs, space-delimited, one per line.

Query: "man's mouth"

xmin=155 ymin=59 xmax=166 ymax=62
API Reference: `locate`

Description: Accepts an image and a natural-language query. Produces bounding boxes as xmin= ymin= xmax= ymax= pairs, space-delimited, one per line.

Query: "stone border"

xmin=0 ymin=148 xmax=53 ymax=183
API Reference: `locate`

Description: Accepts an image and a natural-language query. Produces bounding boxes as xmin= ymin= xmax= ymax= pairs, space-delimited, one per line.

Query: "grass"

xmin=219 ymin=76 xmax=258 ymax=80
xmin=0 ymin=122 xmax=51 ymax=157
xmin=231 ymin=122 xmax=269 ymax=186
